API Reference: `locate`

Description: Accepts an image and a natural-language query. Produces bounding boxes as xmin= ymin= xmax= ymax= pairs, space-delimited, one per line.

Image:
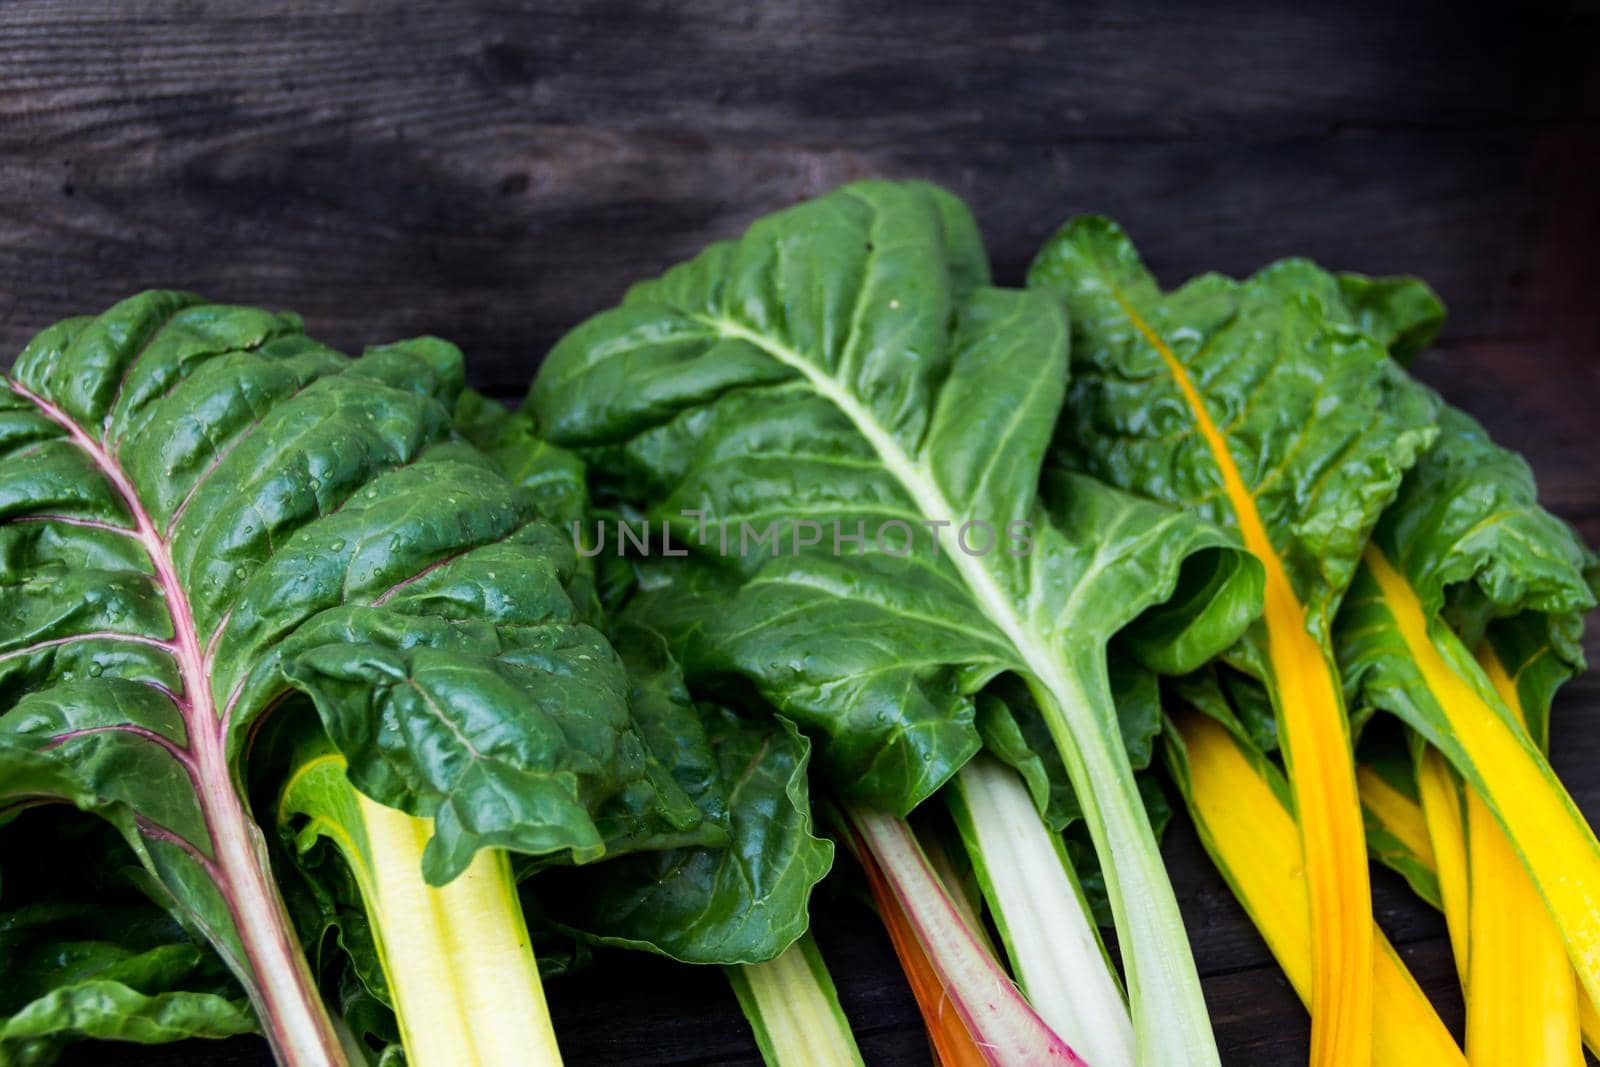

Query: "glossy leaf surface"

xmin=450 ymin=397 xmax=836 ymax=967
xmin=531 ymin=181 xmax=1262 ymax=1066
xmin=1031 ymin=217 xmax=1440 ymax=1066
xmin=536 ymin=623 xmax=833 ymax=964
xmin=0 ymin=293 xmax=685 ymax=1063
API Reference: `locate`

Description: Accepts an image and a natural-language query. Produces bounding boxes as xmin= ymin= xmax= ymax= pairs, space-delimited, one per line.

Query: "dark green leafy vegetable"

xmin=453 ymin=399 xmax=835 ymax=965
xmin=537 ymin=623 xmax=833 ymax=964
xmin=528 ymin=180 xmax=1262 ymax=1065
xmin=0 ymin=292 xmax=698 ymax=1066
xmin=1030 ymin=216 xmax=1439 ymax=1065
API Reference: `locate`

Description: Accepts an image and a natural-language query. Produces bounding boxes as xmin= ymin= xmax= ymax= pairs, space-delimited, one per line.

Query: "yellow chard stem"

xmin=1464 ymin=785 xmax=1580 ymax=1065
xmin=1364 ymin=548 xmax=1600 ymax=1010
xmin=1123 ymin=301 xmax=1373 ymax=1065
xmin=1584 ymin=1000 xmax=1600 ymax=1057
xmin=1415 ymin=748 xmax=1470 ymax=981
xmin=1363 ymin=745 xmax=1600 ymax=1060
xmin=357 ymin=797 xmax=562 ymax=1067
xmin=1356 ymin=762 xmax=1436 ymax=870
xmin=1167 ymin=709 xmax=1462 ymax=1067
xmin=1258 ymin=580 xmax=1373 ymax=1067
xmin=1463 ymin=647 xmax=1583 ymax=1066
xmin=280 ymin=754 xmax=563 ymax=1067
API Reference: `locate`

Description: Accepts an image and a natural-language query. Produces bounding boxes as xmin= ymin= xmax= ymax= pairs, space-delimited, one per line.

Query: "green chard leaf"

xmin=1336 ymin=400 xmax=1596 ymax=744
xmin=534 ymin=622 xmax=833 ymax=964
xmin=1334 ymin=390 xmax=1600 ymax=1006
xmin=1030 ymin=219 xmax=1439 ymax=657
xmin=449 ymin=397 xmax=835 ymax=966
xmin=1029 ymin=216 xmax=1440 ymax=1064
xmin=529 ymin=180 xmax=1263 ymax=1066
xmin=0 ymin=293 xmax=695 ymax=1065
xmin=454 ymin=390 xmax=592 ymax=532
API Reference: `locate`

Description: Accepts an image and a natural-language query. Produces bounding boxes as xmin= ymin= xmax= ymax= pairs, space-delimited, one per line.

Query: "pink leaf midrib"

xmin=5 ymin=374 xmax=344 ymax=1066
xmin=8 ymin=378 xmax=214 ymax=721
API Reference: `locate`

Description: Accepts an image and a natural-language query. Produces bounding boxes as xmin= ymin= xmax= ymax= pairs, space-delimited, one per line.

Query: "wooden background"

xmin=2 ymin=0 xmax=1595 ymax=1063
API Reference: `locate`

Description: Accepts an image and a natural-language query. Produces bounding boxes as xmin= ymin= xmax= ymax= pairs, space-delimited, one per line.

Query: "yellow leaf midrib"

xmin=1365 ymin=544 xmax=1600 ymax=1018
xmin=1107 ymin=286 xmax=1374 ymax=1065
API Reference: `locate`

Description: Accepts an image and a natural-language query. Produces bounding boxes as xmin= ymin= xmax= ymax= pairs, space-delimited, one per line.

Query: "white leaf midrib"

xmin=702 ymin=316 xmax=1071 ymax=693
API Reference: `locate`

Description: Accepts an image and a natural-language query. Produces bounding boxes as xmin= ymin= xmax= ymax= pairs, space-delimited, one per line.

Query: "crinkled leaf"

xmin=1333 ymin=274 xmax=1445 ymax=366
xmin=1031 ymin=217 xmax=1438 ymax=654
xmin=277 ymin=517 xmax=706 ymax=883
xmin=530 ymin=181 xmax=1262 ymax=1064
xmin=531 ymin=185 xmax=1241 ymax=799
xmin=1333 ymin=385 xmax=1600 ymax=1010
xmin=1336 ymin=401 xmax=1596 ymax=751
xmin=537 ymin=626 xmax=832 ymax=963
xmin=454 ymin=411 xmax=835 ymax=964
xmin=454 ymin=390 xmax=591 ymax=531
xmin=0 ymin=292 xmax=687 ymax=1059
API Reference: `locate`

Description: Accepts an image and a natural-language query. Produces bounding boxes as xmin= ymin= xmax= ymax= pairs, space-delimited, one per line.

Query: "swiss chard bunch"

xmin=529 ymin=180 xmax=1265 ymax=1066
xmin=0 ymin=294 xmax=830 ymax=1067
xmin=1031 ymin=210 xmax=1598 ymax=1065
xmin=1030 ymin=220 xmax=1441 ymax=1066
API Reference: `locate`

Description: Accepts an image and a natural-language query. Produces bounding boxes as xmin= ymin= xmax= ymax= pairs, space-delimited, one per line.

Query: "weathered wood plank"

xmin=1 ymin=1 xmax=1596 ymax=368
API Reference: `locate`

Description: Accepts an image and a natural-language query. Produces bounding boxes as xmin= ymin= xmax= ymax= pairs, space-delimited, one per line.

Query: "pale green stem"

xmin=1029 ymin=655 xmax=1221 ymax=1067
xmin=726 ymin=933 xmax=865 ymax=1067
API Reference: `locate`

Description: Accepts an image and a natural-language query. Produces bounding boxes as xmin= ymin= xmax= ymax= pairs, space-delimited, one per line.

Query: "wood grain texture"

xmin=2 ymin=0 xmax=1597 ymax=372
xmin=9 ymin=0 xmax=1596 ymax=1064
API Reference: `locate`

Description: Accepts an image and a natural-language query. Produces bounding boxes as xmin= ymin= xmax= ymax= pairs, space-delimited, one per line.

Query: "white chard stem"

xmin=949 ymin=755 xmax=1136 ymax=1067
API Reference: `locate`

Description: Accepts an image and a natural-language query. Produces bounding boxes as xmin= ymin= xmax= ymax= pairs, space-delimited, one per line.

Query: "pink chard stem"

xmin=843 ymin=805 xmax=1086 ymax=1067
